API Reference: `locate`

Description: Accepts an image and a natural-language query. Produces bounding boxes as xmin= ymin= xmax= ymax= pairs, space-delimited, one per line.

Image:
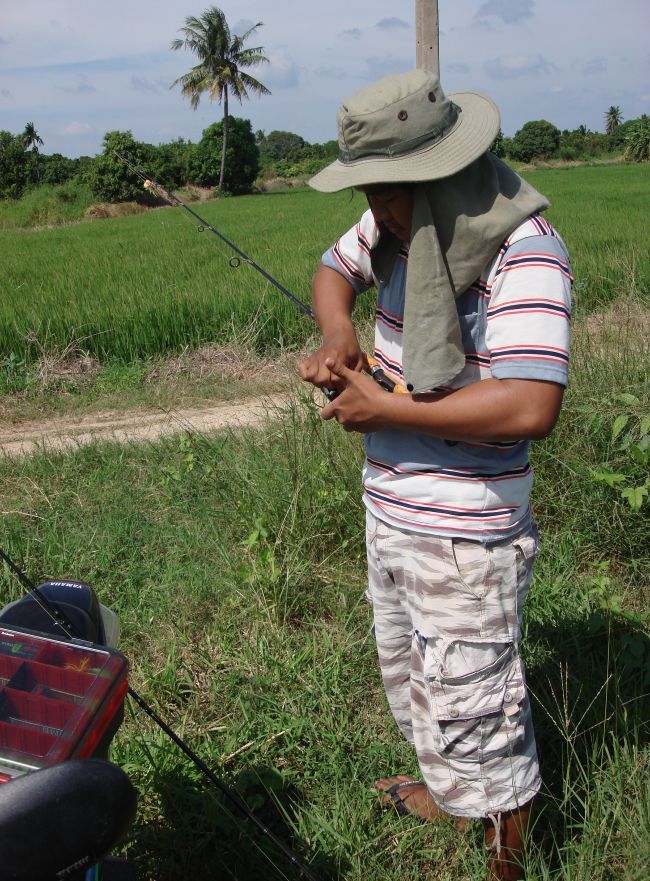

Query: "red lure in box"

xmin=0 ymin=627 xmax=128 ymax=781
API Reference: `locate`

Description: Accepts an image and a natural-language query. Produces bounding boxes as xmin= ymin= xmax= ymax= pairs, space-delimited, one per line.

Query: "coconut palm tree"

xmin=171 ymin=7 xmax=270 ymax=192
xmin=21 ymin=122 xmax=44 ymax=184
xmin=22 ymin=122 xmax=43 ymax=154
xmin=604 ymin=106 xmax=623 ymax=135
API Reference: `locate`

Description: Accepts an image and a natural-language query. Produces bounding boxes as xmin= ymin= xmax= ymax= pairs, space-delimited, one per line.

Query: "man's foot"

xmin=373 ymin=775 xmax=466 ymax=828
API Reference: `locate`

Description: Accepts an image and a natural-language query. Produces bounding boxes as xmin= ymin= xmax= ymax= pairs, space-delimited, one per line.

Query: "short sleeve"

xmin=486 ymin=233 xmax=573 ymax=386
xmin=321 ymin=209 xmax=377 ymax=294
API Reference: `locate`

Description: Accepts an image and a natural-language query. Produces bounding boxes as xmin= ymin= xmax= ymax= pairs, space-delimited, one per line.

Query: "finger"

xmin=324 ymin=358 xmax=355 ymax=381
xmin=299 ymin=357 xmax=317 ymax=382
xmin=300 ymin=358 xmax=336 ymax=389
xmin=320 ymin=401 xmax=336 ymax=421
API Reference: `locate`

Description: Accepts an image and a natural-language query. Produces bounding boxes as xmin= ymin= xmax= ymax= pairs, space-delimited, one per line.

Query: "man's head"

xmin=357 ymin=184 xmax=415 ymax=242
xmin=310 ymin=69 xmax=500 ymax=193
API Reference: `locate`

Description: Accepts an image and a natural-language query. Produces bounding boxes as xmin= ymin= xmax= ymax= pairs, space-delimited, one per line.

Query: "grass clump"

xmin=0 ymin=179 xmax=95 ymax=229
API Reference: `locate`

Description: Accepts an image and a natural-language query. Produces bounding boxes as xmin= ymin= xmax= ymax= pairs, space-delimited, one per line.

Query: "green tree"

xmin=39 ymin=153 xmax=78 ymax=185
xmin=147 ymin=138 xmax=194 ymax=189
xmin=189 ymin=116 xmax=259 ymax=194
xmin=490 ymin=128 xmax=505 ymax=158
xmin=604 ymin=105 xmax=623 ymax=135
xmin=258 ymin=130 xmax=307 ymax=167
xmin=510 ymin=120 xmax=560 ymax=163
xmin=170 ymin=7 xmax=270 ymax=192
xmin=89 ymin=131 xmax=150 ymax=202
xmin=624 ymin=116 xmax=650 ymax=162
xmin=0 ymin=131 xmax=28 ymax=199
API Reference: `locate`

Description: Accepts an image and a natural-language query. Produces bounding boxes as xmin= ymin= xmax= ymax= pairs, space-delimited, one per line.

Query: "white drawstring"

xmin=486 ymin=811 xmax=502 ymax=856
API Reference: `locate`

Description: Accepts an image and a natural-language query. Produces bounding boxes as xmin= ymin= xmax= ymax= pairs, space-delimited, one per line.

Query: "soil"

xmin=0 ymin=394 xmax=289 ymax=458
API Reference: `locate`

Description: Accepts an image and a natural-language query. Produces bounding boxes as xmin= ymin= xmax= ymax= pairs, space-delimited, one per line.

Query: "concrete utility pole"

xmin=415 ymin=0 xmax=440 ymax=76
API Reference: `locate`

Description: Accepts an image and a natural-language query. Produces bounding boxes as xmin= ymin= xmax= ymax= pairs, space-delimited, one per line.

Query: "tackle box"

xmin=0 ymin=626 xmax=128 ymax=782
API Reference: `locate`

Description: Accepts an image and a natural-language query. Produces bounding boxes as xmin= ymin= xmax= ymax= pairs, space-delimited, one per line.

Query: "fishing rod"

xmin=0 ymin=545 xmax=322 ymax=881
xmin=113 ymin=150 xmax=408 ymax=395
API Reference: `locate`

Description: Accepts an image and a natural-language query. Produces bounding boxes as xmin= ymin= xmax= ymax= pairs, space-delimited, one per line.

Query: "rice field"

xmin=1 ymin=163 xmax=648 ymax=365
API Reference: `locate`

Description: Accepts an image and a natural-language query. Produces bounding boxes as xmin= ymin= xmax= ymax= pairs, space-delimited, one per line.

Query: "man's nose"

xmin=368 ymin=201 xmax=389 ymax=223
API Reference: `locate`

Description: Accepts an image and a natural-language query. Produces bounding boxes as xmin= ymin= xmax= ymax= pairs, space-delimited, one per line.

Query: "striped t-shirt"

xmin=322 ymin=210 xmax=573 ymax=541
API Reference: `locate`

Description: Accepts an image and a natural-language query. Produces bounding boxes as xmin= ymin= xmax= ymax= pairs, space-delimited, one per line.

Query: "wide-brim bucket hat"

xmin=309 ymin=69 xmax=500 ymax=192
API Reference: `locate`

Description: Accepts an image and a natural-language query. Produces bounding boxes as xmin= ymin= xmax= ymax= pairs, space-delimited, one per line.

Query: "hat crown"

xmin=337 ymin=69 xmax=459 ymax=161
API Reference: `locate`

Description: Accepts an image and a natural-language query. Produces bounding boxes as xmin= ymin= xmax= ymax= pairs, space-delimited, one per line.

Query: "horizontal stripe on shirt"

xmin=487 ymin=299 xmax=571 ymax=322
xmin=367 ymin=454 xmax=532 ymax=482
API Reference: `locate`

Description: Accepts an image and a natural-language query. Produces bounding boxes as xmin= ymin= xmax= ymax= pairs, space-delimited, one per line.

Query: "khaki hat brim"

xmin=309 ymin=91 xmax=500 ymax=192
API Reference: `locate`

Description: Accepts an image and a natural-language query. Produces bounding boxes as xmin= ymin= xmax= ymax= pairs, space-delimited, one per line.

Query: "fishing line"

xmin=0 ymin=545 xmax=322 ymax=881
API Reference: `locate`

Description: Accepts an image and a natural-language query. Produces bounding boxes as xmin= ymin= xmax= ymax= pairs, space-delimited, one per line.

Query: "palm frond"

xmin=237 ymin=72 xmax=272 ymax=97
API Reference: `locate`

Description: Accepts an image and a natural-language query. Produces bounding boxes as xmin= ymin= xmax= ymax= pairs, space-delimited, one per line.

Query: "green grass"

xmin=0 ymin=187 xmax=372 ymax=366
xmin=523 ymin=164 xmax=650 ymax=313
xmin=0 ymin=306 xmax=647 ymax=879
xmin=0 ymin=164 xmax=648 ymax=879
xmin=1 ymin=165 xmax=648 ymax=375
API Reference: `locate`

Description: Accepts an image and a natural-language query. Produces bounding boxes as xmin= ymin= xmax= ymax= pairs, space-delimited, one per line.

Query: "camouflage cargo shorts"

xmin=366 ymin=509 xmax=542 ymax=818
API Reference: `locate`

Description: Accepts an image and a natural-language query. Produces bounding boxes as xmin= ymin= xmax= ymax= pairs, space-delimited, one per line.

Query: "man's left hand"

xmin=320 ymin=359 xmax=391 ymax=433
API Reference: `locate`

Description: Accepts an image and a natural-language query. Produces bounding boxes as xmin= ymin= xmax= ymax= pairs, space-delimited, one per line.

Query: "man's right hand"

xmin=299 ymin=328 xmax=364 ymax=392
xmin=299 ymin=263 xmax=364 ymax=393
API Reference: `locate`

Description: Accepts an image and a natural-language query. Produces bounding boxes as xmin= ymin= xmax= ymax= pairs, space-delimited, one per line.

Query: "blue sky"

xmin=1 ymin=1 xmax=648 ymax=158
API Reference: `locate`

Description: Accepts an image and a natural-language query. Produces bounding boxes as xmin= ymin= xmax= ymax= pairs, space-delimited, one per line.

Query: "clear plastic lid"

xmin=0 ymin=627 xmax=128 ymax=778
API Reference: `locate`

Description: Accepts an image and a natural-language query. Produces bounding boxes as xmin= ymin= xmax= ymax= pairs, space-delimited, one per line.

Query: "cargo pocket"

xmin=425 ymin=640 xmax=527 ymax=763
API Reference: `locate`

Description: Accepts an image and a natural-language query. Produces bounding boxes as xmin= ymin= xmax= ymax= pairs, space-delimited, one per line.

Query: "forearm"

xmin=378 ymin=378 xmax=564 ymax=442
xmin=311 ymin=263 xmax=357 ymax=336
xmin=300 ymin=264 xmax=364 ymax=388
xmin=320 ymin=364 xmax=565 ymax=441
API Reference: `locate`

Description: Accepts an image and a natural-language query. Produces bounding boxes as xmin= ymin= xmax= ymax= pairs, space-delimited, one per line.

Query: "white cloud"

xmin=131 ymin=76 xmax=167 ymax=95
xmin=476 ymin=1 xmax=536 ymax=24
xmin=58 ymin=121 xmax=94 ymax=136
xmin=60 ymin=75 xmax=97 ymax=94
xmin=375 ymin=18 xmax=409 ymax=31
xmin=484 ymin=55 xmax=555 ymax=80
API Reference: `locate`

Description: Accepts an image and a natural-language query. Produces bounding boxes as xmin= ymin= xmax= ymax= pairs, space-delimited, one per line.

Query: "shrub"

xmin=510 ymin=119 xmax=561 ymax=163
xmin=624 ymin=117 xmax=650 ymax=162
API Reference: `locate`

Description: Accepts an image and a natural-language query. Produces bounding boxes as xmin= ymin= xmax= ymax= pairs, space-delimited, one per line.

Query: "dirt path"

xmin=0 ymin=394 xmax=290 ymax=458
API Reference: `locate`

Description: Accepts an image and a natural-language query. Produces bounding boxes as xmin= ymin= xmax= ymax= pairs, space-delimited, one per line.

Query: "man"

xmin=300 ymin=70 xmax=572 ymax=880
